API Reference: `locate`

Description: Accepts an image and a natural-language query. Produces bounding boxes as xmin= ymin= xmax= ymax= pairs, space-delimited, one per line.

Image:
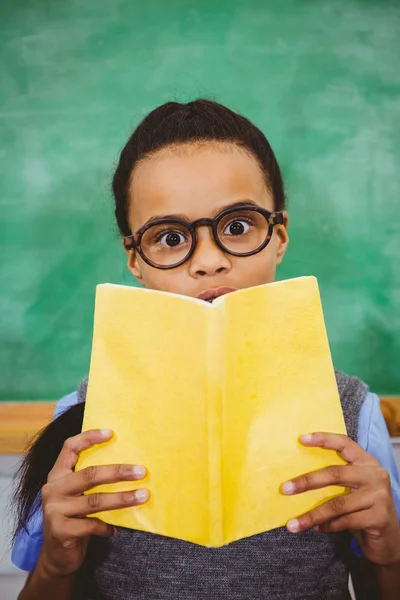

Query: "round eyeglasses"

xmin=122 ymin=204 xmax=285 ymax=270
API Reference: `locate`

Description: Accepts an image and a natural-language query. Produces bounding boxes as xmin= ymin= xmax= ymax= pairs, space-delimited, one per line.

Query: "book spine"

xmin=206 ymin=307 xmax=224 ymax=546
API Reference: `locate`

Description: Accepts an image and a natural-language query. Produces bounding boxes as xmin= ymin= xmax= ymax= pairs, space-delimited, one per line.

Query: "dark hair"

xmin=12 ymin=403 xmax=85 ymax=541
xmin=112 ymin=98 xmax=286 ymax=236
xmin=12 ymin=98 xmax=286 ymax=543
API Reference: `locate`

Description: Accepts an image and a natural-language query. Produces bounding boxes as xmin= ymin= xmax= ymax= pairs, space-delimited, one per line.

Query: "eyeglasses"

xmin=122 ymin=204 xmax=284 ymax=270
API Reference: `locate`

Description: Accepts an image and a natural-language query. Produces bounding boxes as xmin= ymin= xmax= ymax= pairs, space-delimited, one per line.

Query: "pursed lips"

xmin=197 ymin=287 xmax=238 ymax=302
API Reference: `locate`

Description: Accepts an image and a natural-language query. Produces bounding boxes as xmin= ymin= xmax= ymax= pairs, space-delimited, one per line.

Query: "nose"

xmin=188 ymin=226 xmax=231 ymax=278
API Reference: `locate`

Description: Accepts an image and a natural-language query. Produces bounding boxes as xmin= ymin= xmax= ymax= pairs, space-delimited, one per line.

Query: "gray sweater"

xmin=77 ymin=370 xmax=368 ymax=599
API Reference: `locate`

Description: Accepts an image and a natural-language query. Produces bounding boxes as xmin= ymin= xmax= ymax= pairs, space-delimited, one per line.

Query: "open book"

xmin=76 ymin=277 xmax=347 ymax=547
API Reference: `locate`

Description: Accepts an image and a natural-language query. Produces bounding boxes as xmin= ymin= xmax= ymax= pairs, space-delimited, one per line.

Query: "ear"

xmin=123 ymin=243 xmax=144 ymax=283
xmin=275 ymin=210 xmax=289 ymax=265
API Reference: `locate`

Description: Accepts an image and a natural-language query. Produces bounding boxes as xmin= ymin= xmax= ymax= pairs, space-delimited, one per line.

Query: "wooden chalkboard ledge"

xmin=0 ymin=399 xmax=400 ymax=455
xmin=0 ymin=402 xmax=55 ymax=455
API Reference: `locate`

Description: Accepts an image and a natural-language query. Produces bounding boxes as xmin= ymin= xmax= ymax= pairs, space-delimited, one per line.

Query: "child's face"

xmin=125 ymin=142 xmax=289 ymax=299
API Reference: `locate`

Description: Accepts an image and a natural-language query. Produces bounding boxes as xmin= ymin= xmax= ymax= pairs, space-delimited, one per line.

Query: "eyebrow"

xmin=142 ymin=199 xmax=261 ymax=227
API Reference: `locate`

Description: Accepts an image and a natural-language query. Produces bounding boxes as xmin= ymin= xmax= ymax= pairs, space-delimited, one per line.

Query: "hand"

xmin=281 ymin=432 xmax=400 ymax=566
xmin=38 ymin=429 xmax=149 ymax=579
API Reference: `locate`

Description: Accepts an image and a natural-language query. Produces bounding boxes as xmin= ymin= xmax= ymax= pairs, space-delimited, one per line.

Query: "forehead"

xmin=128 ymin=142 xmax=273 ymax=228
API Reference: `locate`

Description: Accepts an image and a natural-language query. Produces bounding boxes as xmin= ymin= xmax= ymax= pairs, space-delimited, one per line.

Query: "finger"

xmin=67 ymin=517 xmax=117 ymax=539
xmin=316 ymin=509 xmax=375 ymax=534
xmin=48 ymin=429 xmax=113 ymax=481
xmin=281 ymin=464 xmax=372 ymax=495
xmin=56 ymin=463 xmax=147 ymax=495
xmin=62 ymin=488 xmax=150 ymax=517
xmin=299 ymin=432 xmax=379 ymax=466
xmin=286 ymin=489 xmax=374 ymax=533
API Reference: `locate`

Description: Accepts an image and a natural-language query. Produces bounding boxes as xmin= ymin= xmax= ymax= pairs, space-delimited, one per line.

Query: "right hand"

xmin=38 ymin=429 xmax=149 ymax=579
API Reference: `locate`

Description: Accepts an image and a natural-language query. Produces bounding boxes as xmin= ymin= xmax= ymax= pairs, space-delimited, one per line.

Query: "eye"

xmin=223 ymin=219 xmax=251 ymax=236
xmin=157 ymin=230 xmax=187 ymax=247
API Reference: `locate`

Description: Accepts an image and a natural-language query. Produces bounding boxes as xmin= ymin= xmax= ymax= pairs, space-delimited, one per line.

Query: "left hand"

xmin=281 ymin=432 xmax=400 ymax=566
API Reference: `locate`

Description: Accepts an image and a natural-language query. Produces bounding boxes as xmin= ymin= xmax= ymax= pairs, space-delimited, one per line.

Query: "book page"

xmin=221 ymin=277 xmax=347 ymax=544
xmin=76 ymin=285 xmax=214 ymax=544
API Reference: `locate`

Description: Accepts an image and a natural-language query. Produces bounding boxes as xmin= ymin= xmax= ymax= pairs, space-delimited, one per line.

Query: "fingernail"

xmin=113 ymin=527 xmax=118 ymax=536
xmin=281 ymin=481 xmax=296 ymax=495
xmin=100 ymin=429 xmax=113 ymax=438
xmin=120 ymin=465 xmax=136 ymax=476
xmin=300 ymin=434 xmax=313 ymax=443
xmin=133 ymin=465 xmax=147 ymax=478
xmin=287 ymin=519 xmax=300 ymax=533
xmin=121 ymin=465 xmax=146 ymax=478
xmin=135 ymin=489 xmax=149 ymax=503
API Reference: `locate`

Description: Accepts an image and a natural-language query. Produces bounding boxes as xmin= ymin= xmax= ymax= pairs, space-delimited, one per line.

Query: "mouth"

xmin=197 ymin=287 xmax=238 ymax=303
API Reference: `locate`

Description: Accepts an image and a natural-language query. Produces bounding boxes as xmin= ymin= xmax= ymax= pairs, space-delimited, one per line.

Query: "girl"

xmin=12 ymin=99 xmax=400 ymax=599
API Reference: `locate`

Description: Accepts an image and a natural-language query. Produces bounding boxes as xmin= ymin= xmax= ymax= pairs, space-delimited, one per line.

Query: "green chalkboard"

xmin=1 ymin=0 xmax=399 ymax=400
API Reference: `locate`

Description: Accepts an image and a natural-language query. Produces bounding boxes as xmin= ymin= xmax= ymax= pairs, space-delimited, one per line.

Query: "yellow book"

xmin=76 ymin=276 xmax=347 ymax=547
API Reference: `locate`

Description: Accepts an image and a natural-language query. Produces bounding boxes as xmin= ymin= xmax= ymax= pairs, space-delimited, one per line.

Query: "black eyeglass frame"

xmin=122 ymin=204 xmax=285 ymax=270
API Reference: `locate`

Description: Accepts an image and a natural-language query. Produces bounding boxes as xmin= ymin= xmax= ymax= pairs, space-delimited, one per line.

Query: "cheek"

xmin=234 ymin=238 xmax=278 ymax=284
xmin=139 ymin=263 xmax=189 ymax=293
xmin=239 ymin=257 xmax=276 ymax=285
